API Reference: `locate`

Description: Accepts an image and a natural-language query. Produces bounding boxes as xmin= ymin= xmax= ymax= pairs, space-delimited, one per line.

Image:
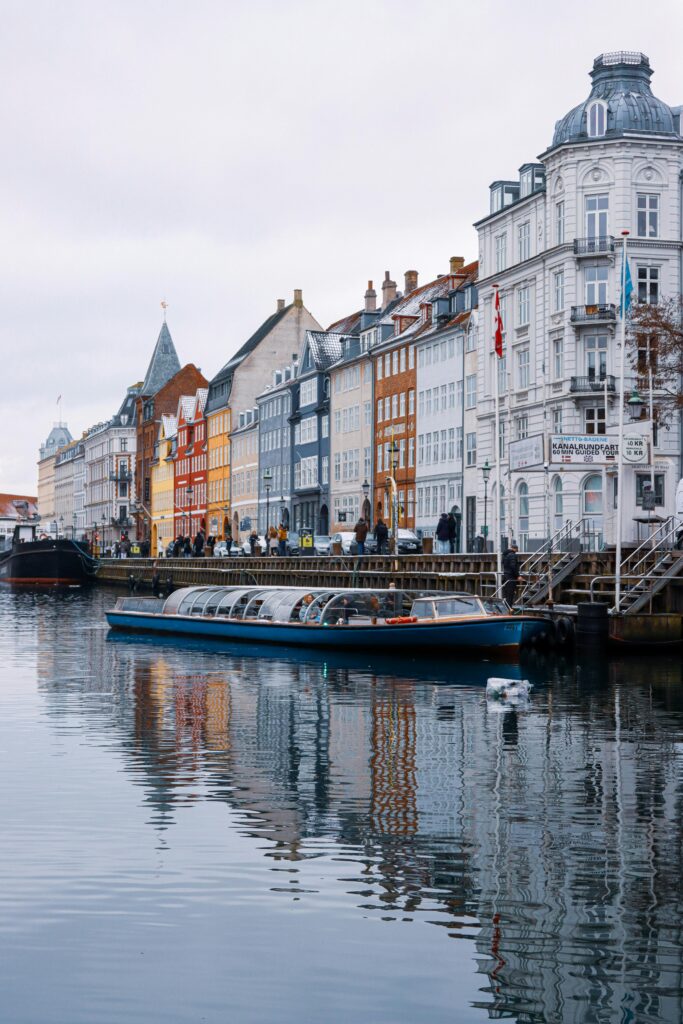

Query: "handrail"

xmin=621 ymin=516 xmax=676 ymax=575
xmin=590 ymin=565 xmax=683 ymax=605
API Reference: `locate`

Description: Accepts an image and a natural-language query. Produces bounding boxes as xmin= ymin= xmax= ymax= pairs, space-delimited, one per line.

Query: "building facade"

xmin=37 ymin=423 xmax=72 ymax=529
xmin=150 ymin=414 xmax=177 ymax=556
xmin=173 ymin=390 xmax=208 ymax=542
xmin=256 ymin=362 xmax=296 ymax=533
xmin=229 ymin=411 xmax=260 ymax=541
xmin=475 ymin=51 xmax=683 ymax=550
xmin=83 ymin=386 xmax=139 ymax=552
xmin=54 ymin=438 xmax=85 ymax=537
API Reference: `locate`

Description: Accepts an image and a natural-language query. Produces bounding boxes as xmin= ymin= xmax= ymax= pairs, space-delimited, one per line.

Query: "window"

xmin=448 ymin=383 xmax=455 ymax=409
xmin=637 ymin=194 xmax=659 ymax=238
xmin=418 ymin=391 xmax=424 ymax=417
xmin=322 ymin=415 xmax=329 ymax=438
xmin=384 ymin=353 xmax=391 ymax=377
xmin=518 ymin=222 xmax=530 ymax=262
xmin=585 ymin=266 xmax=609 ymax=305
xmin=587 ymin=100 xmax=607 ymax=138
xmin=400 ymin=348 xmax=406 ymax=372
xmin=448 ymin=427 xmax=455 ymax=460
xmin=408 ymin=390 xmax=415 ymax=415
xmin=518 ymin=482 xmax=529 ymax=546
xmin=399 ymin=439 xmax=406 ymax=468
xmin=554 ymin=270 xmax=565 ymax=311
xmin=408 ymin=346 xmax=415 ymax=370
xmin=586 ymin=194 xmax=608 ymax=239
xmin=636 ymin=473 xmax=665 ymax=507
xmin=517 ymin=287 xmax=530 ymax=326
xmin=392 ymin=350 xmax=399 ymax=375
xmin=377 ymin=445 xmax=383 ymax=473
xmin=299 ymin=378 xmax=317 ymax=407
xmin=637 ymin=266 xmax=659 ymax=305
xmin=432 ymin=433 xmax=439 ymax=464
xmin=384 ymin=397 xmax=390 ymax=420
xmin=392 ymin=394 xmax=398 ymax=419
xmin=495 ymin=233 xmax=507 ymax=273
xmin=556 ymin=201 xmax=565 ymax=245
xmin=399 ymin=392 xmax=406 ymax=417
xmin=408 ymin=437 xmax=414 ymax=468
xmin=517 ymin=347 xmax=530 ymax=389
xmin=364 ymin=447 xmax=371 ymax=478
xmin=582 ymin=474 xmax=603 ymax=515
xmin=553 ymin=477 xmax=563 ymax=532
xmin=585 ymin=407 xmax=606 ymax=435
xmin=466 ymin=432 xmax=477 ymax=467
xmin=425 ymin=389 xmax=432 ymax=416
xmin=321 ymin=456 xmax=329 ymax=486
xmin=364 ymin=401 xmax=371 ymax=426
xmin=498 ymin=418 xmax=506 ymax=460
xmin=466 ymin=374 xmax=477 ymax=408
xmin=585 ymin=334 xmax=608 ymax=379
xmin=377 ymin=399 xmax=383 ymax=423
xmin=334 ymin=453 xmax=341 ymax=482
xmin=553 ymin=337 xmax=564 ymax=379
xmin=456 ymin=427 xmax=463 ymax=460
xmin=497 ymin=353 xmax=507 ymax=394
xmin=377 ymin=359 xmax=383 ymax=381
xmin=552 ymin=407 xmax=563 ymax=434
xmin=466 ymin=327 xmax=476 ymax=353
xmin=515 ymin=414 xmax=528 ymax=440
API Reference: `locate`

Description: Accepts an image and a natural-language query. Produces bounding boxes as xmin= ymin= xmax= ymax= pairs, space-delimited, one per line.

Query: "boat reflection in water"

xmin=106 ymin=584 xmax=551 ymax=655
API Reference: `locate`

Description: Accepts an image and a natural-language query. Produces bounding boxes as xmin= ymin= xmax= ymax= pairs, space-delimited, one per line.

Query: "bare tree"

xmin=626 ymin=296 xmax=683 ymax=425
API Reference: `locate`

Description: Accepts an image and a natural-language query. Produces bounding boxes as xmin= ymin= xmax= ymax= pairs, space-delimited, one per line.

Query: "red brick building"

xmin=173 ymin=389 xmax=209 ymax=540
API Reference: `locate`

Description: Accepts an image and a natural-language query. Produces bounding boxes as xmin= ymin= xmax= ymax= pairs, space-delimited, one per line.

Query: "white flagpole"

xmin=615 ymin=230 xmax=629 ymax=612
xmin=493 ymin=286 xmax=502 ymax=593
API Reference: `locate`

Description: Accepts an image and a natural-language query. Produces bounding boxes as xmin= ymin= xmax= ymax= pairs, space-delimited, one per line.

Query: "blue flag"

xmin=620 ymin=250 xmax=633 ymax=316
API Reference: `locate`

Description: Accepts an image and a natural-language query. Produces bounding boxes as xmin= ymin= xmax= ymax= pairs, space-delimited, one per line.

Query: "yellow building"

xmin=206 ymin=407 xmax=231 ymax=540
xmin=150 ymin=414 xmax=177 ymax=557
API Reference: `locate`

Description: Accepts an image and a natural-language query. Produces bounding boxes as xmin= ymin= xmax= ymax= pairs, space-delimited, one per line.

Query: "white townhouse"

xmin=84 ymin=385 xmax=139 ymax=550
xmin=414 ymin=261 xmax=481 ymax=548
xmin=475 ymin=51 xmax=682 ymax=550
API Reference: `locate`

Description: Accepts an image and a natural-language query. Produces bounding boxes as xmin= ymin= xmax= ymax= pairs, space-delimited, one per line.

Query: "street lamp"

xmin=59 ymin=515 xmax=64 ymax=539
xmin=185 ymin=486 xmax=194 ymax=537
xmin=71 ymin=513 xmax=76 ymax=540
xmin=387 ymin=440 xmax=400 ymax=548
xmin=481 ymin=460 xmax=491 ymax=551
xmin=263 ymin=468 xmax=272 ymax=532
xmin=221 ymin=505 xmax=230 ymax=541
xmin=361 ymin=478 xmax=370 ymax=525
xmin=101 ymin=513 xmax=107 ymax=555
xmin=627 ymin=388 xmax=645 ymax=421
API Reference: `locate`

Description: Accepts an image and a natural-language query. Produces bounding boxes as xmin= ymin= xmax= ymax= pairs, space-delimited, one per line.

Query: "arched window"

xmin=553 ymin=476 xmax=564 ymax=533
xmin=582 ymin=473 xmax=603 ymax=548
xmin=517 ymin=481 xmax=529 ymax=550
xmin=587 ymin=101 xmax=607 ymax=138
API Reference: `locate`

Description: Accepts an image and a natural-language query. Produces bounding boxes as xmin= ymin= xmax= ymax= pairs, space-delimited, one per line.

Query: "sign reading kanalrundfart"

xmin=550 ymin=435 xmax=619 ymax=465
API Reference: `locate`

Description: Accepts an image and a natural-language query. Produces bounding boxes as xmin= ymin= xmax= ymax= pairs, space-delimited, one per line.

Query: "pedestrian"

xmin=374 ymin=518 xmax=388 ymax=555
xmin=435 ymin=512 xmax=450 ymax=554
xmin=277 ymin=522 xmax=288 ymax=556
xmin=249 ymin=530 xmax=258 ymax=556
xmin=206 ymin=535 xmax=215 ymax=557
xmin=173 ymin=537 xmax=182 ymax=558
xmin=225 ymin=525 xmax=233 ymax=554
xmin=268 ymin=524 xmax=278 ymax=555
xmin=183 ymin=536 xmax=192 ymax=558
xmin=193 ymin=529 xmax=205 ymax=557
xmin=502 ymin=542 xmax=521 ymax=608
xmin=354 ymin=517 xmax=369 ymax=556
xmin=447 ymin=512 xmax=457 ymax=553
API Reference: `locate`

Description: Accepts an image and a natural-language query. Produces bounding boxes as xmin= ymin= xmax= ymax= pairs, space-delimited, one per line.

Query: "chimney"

xmin=449 ymin=256 xmax=465 ymax=274
xmin=381 ymin=270 xmax=397 ymax=308
xmin=293 ymin=289 xmax=303 ymax=308
xmin=404 ymin=269 xmax=418 ymax=294
xmin=364 ymin=280 xmax=377 ymax=312
xmin=277 ymin=298 xmax=285 ymax=311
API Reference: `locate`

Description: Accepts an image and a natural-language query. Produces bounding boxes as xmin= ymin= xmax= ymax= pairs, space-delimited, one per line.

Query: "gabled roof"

xmin=141 ymin=322 xmax=181 ymax=397
xmin=210 ymin=305 xmax=293 ymax=386
xmin=326 ymin=309 xmax=362 ymax=335
xmin=176 ymin=388 xmax=208 ymax=427
xmin=112 ymin=383 xmax=142 ymax=427
xmin=159 ymin=414 xmax=177 ymax=442
xmin=307 ymin=331 xmax=348 ymax=371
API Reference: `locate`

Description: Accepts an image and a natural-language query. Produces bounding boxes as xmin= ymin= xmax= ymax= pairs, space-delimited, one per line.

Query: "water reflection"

xmin=6 ymin=586 xmax=683 ymax=1022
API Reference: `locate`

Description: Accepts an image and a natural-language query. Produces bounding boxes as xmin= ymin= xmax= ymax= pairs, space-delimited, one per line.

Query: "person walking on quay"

xmin=447 ymin=512 xmax=457 ymax=553
xmin=268 ymin=524 xmax=278 ymax=556
xmin=374 ymin=518 xmax=388 ymax=554
xmin=435 ymin=512 xmax=450 ymax=554
xmin=173 ymin=536 xmax=183 ymax=558
xmin=206 ymin=534 xmax=215 ymax=557
xmin=502 ymin=542 xmax=521 ymax=608
xmin=183 ymin=536 xmax=192 ymax=558
xmin=225 ymin=524 xmax=233 ymax=554
xmin=120 ymin=534 xmax=131 ymax=559
xmin=354 ymin=517 xmax=369 ymax=556
xmin=193 ymin=529 xmax=205 ymax=557
xmin=249 ymin=529 xmax=258 ymax=556
xmin=277 ymin=522 xmax=288 ymax=556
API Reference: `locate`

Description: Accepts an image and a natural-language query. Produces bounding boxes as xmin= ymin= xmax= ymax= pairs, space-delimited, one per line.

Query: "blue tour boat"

xmin=105 ymin=586 xmax=550 ymax=654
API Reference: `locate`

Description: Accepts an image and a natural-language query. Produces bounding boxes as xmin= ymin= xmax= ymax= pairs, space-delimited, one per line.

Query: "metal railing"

xmin=570 ymin=304 xmax=617 ymax=323
xmin=570 ymin=374 xmax=616 ymax=393
xmin=621 ymin=516 xmax=677 ymax=577
xmin=573 ymin=236 xmax=615 ymax=256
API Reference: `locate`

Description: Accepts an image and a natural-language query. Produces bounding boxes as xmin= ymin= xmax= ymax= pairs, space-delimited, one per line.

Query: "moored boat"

xmin=105 ymin=585 xmax=551 ymax=654
xmin=0 ymin=522 xmax=98 ymax=585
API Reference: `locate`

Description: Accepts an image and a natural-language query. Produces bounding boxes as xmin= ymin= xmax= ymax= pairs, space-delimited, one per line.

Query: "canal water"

xmin=2 ymin=586 xmax=683 ymax=1024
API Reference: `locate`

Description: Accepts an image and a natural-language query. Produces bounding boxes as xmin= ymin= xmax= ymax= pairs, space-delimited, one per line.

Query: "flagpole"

xmin=615 ymin=230 xmax=630 ymax=613
xmin=493 ymin=285 xmax=502 ymax=593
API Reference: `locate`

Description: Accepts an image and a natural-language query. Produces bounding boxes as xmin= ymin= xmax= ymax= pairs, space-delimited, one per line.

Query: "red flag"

xmin=494 ymin=289 xmax=503 ymax=358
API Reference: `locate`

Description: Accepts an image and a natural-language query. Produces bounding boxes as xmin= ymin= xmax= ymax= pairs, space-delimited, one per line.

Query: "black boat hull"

xmin=0 ymin=540 xmax=95 ymax=585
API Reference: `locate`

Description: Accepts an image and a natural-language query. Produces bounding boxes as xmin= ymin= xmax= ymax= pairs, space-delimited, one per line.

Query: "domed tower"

xmin=551 ymin=51 xmax=680 ymax=148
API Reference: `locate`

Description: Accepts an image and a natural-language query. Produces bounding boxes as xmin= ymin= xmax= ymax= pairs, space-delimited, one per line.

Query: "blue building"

xmin=256 ymin=360 xmax=297 ymax=532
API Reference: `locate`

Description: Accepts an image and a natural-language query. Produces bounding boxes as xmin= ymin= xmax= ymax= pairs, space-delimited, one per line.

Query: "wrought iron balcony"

xmin=573 ymin=236 xmax=615 ymax=256
xmin=109 ymin=469 xmax=133 ymax=482
xmin=570 ymin=374 xmax=616 ymax=394
xmin=570 ymin=303 xmax=617 ymax=324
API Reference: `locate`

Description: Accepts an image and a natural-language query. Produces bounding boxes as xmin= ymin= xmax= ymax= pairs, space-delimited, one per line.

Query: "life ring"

xmin=385 ymin=615 xmax=418 ymax=625
xmin=555 ymin=616 xmax=574 ymax=647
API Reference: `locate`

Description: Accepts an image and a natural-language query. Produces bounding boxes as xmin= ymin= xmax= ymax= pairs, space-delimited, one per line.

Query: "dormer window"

xmin=490 ymin=186 xmax=503 ymax=214
xmin=520 ymin=170 xmax=532 ymax=197
xmin=587 ymin=100 xmax=607 ymax=138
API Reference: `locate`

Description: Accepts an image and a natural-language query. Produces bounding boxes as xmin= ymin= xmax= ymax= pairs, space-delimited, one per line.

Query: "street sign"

xmin=622 ymin=435 xmax=648 ymax=464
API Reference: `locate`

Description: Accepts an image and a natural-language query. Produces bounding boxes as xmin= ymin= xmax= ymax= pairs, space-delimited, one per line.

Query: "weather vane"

xmin=161 ymin=299 xmax=168 ymax=322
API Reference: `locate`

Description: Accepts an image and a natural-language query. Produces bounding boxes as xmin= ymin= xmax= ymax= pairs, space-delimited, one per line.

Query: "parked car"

xmin=241 ymin=534 xmax=267 ymax=555
xmin=330 ymin=531 xmax=358 ymax=555
xmin=213 ymin=541 xmax=241 ymax=557
xmin=396 ymin=528 xmax=422 ymax=554
xmin=313 ymin=535 xmax=331 ymax=555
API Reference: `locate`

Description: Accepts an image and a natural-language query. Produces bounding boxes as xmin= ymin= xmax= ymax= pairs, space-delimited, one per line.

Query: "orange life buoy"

xmin=385 ymin=615 xmax=418 ymax=625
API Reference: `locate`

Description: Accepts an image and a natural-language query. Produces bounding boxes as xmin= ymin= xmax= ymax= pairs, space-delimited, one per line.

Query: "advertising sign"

xmin=622 ymin=435 xmax=648 ymax=464
xmin=509 ymin=434 xmax=544 ymax=471
xmin=550 ymin=435 xmax=618 ymax=465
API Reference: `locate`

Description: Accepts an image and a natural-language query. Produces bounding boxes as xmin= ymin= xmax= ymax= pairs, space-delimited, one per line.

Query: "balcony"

xmin=109 ymin=469 xmax=133 ymax=482
xmin=570 ymin=374 xmax=616 ymax=394
xmin=570 ymin=304 xmax=617 ymax=324
xmin=573 ymin=236 xmax=615 ymax=257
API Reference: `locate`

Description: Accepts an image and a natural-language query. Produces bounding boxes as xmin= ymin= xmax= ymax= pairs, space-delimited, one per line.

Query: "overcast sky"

xmin=2 ymin=0 xmax=683 ymax=493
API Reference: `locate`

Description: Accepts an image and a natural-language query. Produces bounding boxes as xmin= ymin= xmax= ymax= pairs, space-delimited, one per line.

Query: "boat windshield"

xmin=432 ymin=596 xmax=482 ymax=617
xmin=483 ymin=599 xmax=508 ymax=615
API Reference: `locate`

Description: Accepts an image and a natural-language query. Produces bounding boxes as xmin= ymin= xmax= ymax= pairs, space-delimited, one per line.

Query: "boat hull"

xmin=105 ymin=609 xmax=549 ymax=653
xmin=0 ymin=540 xmax=95 ymax=585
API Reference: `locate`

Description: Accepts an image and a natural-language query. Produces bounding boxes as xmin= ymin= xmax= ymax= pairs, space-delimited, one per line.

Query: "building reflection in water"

xmin=40 ymin=625 xmax=683 ymax=1023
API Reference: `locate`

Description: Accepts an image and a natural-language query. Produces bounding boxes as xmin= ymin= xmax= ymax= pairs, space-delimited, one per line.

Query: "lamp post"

xmin=221 ymin=505 xmax=230 ymax=542
xmin=481 ymin=460 xmax=491 ymax=552
xmin=361 ymin=478 xmax=370 ymax=525
xmin=263 ymin=468 xmax=272 ymax=533
xmin=388 ymin=440 xmax=399 ymax=549
xmin=101 ymin=513 xmax=107 ymax=556
xmin=185 ymin=486 xmax=194 ymax=537
xmin=71 ymin=513 xmax=76 ymax=540
xmin=59 ymin=515 xmax=64 ymax=539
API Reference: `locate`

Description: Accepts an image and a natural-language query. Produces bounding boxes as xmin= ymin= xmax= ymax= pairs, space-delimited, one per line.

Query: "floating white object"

xmin=486 ymin=677 xmax=532 ymax=701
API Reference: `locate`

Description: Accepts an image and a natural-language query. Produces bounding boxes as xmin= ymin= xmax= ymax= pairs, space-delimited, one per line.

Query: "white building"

xmin=475 ymin=51 xmax=682 ymax=550
xmin=83 ymin=386 xmax=139 ymax=551
xmin=54 ymin=439 xmax=85 ymax=537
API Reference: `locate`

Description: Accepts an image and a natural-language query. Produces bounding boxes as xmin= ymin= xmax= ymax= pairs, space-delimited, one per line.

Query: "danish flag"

xmin=494 ymin=288 xmax=503 ymax=359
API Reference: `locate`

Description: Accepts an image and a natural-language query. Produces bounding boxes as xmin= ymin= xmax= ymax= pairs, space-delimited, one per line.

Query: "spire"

xmin=141 ymin=321 xmax=181 ymax=396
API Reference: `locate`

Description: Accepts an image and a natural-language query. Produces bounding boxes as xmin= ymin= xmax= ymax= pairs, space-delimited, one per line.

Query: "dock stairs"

xmin=603 ymin=517 xmax=683 ymax=614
